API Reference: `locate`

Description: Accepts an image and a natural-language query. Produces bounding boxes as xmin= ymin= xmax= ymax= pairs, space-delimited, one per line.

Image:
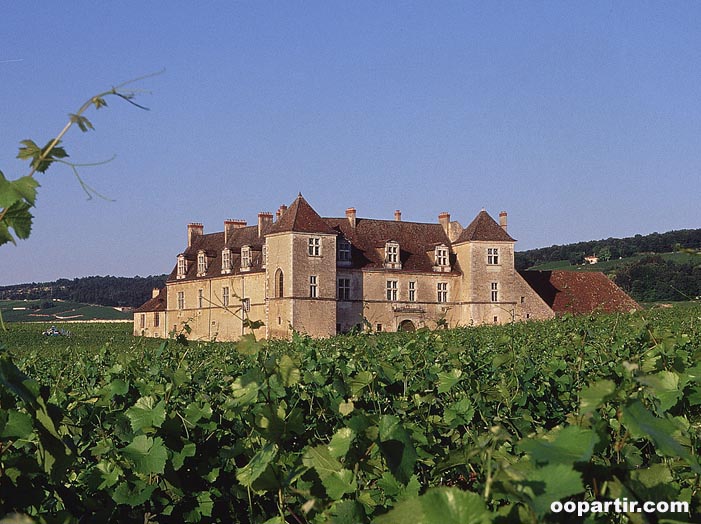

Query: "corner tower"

xmin=453 ymin=210 xmax=516 ymax=324
xmin=264 ymin=194 xmax=338 ymax=338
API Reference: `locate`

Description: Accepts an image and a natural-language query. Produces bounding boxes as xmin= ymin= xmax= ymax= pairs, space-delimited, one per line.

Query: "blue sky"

xmin=1 ymin=2 xmax=699 ymax=285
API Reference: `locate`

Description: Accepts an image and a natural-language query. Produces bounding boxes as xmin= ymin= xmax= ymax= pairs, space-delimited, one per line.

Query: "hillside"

xmin=0 ymin=298 xmax=132 ymax=322
xmin=0 ymin=274 xmax=167 ymax=308
xmin=515 ymin=228 xmax=701 ymax=270
xmin=516 ymin=229 xmax=701 ymax=303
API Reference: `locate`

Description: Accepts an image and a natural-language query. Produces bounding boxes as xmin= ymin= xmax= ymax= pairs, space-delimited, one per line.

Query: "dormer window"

xmin=337 ymin=237 xmax=351 ymax=265
xmin=197 ymin=251 xmax=207 ymax=277
xmin=434 ymin=245 xmax=451 ymax=272
xmin=177 ymin=254 xmax=187 ymax=279
xmin=384 ymin=241 xmax=401 ymax=269
xmin=221 ymin=248 xmax=232 ymax=274
xmin=241 ymin=246 xmax=251 ymax=271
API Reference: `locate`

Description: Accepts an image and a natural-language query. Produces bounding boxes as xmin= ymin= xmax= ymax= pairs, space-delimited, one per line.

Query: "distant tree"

xmin=597 ymin=246 xmax=612 ymax=262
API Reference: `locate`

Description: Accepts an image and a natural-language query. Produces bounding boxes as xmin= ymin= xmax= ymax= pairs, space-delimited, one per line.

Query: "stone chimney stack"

xmin=394 ymin=210 xmax=402 ymax=221
xmin=224 ymin=219 xmax=247 ymax=244
xmin=188 ymin=223 xmax=203 ymax=247
xmin=275 ymin=204 xmax=288 ymax=222
xmin=152 ymin=288 xmax=160 ymax=299
xmin=499 ymin=211 xmax=508 ymax=232
xmin=346 ymin=207 xmax=357 ymax=228
xmin=258 ymin=212 xmax=273 ymax=237
xmin=438 ymin=212 xmax=450 ymax=237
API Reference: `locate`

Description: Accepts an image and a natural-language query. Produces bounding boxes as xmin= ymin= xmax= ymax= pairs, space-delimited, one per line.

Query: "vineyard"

xmin=1 ymin=304 xmax=700 ymax=523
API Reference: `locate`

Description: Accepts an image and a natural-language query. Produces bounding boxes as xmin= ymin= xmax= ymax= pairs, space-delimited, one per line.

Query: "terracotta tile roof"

xmin=455 ymin=210 xmax=514 ymax=243
xmin=519 ymin=270 xmax=641 ymax=315
xmin=267 ymin=194 xmax=337 ymax=235
xmin=134 ymin=287 xmax=167 ymax=312
xmin=167 ymin=199 xmax=518 ymax=282
xmin=325 ymin=217 xmax=458 ymax=273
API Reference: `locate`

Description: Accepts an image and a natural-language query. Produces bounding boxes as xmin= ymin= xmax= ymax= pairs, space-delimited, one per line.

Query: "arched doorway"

xmin=398 ymin=319 xmax=416 ymax=332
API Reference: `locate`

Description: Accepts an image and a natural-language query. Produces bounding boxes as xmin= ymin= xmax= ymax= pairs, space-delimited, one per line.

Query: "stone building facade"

xmin=134 ymin=195 xmax=638 ymax=341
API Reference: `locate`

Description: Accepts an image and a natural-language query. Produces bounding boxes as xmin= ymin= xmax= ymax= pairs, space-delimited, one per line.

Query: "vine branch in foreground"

xmin=0 ymin=70 xmax=163 ymax=246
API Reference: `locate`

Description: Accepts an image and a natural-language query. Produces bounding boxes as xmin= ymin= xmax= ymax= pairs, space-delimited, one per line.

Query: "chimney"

xmin=394 ymin=210 xmax=402 ymax=221
xmin=346 ymin=207 xmax=356 ymax=228
xmin=258 ymin=212 xmax=273 ymax=237
xmin=187 ymin=223 xmax=203 ymax=247
xmin=152 ymin=288 xmax=160 ymax=299
xmin=438 ymin=212 xmax=450 ymax=236
xmin=224 ymin=219 xmax=247 ymax=243
xmin=275 ymin=204 xmax=288 ymax=222
xmin=499 ymin=211 xmax=508 ymax=232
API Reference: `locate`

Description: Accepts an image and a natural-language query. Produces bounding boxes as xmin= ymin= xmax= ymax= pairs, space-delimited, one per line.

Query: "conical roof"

xmin=454 ymin=210 xmax=514 ymax=243
xmin=267 ymin=194 xmax=337 ymax=235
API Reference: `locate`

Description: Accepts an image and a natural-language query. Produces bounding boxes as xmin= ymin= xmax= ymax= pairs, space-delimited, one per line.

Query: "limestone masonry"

xmin=134 ymin=194 xmax=639 ymax=340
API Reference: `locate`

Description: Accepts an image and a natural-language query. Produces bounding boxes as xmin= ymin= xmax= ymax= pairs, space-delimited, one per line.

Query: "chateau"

xmin=134 ymin=194 xmax=639 ymax=340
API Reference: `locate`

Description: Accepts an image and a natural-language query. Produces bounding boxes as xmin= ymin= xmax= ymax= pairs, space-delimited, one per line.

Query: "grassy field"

xmin=0 ymin=298 xmax=132 ymax=322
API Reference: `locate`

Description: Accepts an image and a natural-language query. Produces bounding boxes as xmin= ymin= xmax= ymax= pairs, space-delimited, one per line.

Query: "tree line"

xmin=515 ymin=228 xmax=701 ymax=270
xmin=0 ymin=275 xmax=167 ymax=308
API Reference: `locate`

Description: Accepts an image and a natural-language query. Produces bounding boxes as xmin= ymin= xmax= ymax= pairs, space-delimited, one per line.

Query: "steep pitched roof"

xmin=325 ymin=217 xmax=458 ymax=273
xmin=267 ymin=194 xmax=336 ymax=235
xmin=519 ymin=270 xmax=640 ymax=315
xmin=455 ymin=210 xmax=514 ymax=243
xmin=134 ymin=287 xmax=167 ymax=313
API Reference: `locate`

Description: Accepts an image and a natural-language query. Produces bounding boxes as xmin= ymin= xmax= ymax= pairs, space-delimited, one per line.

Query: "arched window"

xmin=275 ymin=268 xmax=284 ymax=298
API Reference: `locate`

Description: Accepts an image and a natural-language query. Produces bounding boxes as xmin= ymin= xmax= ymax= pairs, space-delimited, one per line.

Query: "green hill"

xmin=0 ymin=299 xmax=132 ymax=322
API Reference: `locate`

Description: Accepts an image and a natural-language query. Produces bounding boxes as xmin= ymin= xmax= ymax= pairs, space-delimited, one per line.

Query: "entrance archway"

xmin=398 ymin=319 xmax=416 ymax=332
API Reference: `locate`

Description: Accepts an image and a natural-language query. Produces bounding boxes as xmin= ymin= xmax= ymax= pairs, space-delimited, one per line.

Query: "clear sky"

xmin=1 ymin=2 xmax=699 ymax=285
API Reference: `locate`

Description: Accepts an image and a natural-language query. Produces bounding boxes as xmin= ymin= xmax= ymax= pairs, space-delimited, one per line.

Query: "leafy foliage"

xmin=1 ymin=304 xmax=700 ymax=522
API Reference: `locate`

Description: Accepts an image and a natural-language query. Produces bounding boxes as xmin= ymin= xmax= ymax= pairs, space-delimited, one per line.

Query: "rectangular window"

xmin=140 ymin=314 xmax=145 ymax=328
xmin=309 ymin=275 xmax=318 ymax=298
xmin=491 ymin=282 xmax=498 ymax=302
xmin=337 ymin=238 xmax=351 ymax=261
xmin=222 ymin=286 xmax=230 ymax=307
xmin=221 ymin=249 xmax=231 ymax=273
xmin=198 ymin=289 xmax=204 ymax=308
xmin=337 ymin=278 xmax=350 ymax=300
xmin=386 ymin=280 xmax=398 ymax=301
xmin=241 ymin=247 xmax=251 ymax=269
xmin=242 ymin=298 xmax=251 ymax=312
xmin=376 ymin=323 xmax=383 ymax=332
xmin=154 ymin=312 xmax=160 ymax=327
xmin=408 ymin=281 xmax=416 ymax=302
xmin=520 ymin=296 xmax=525 ymax=304
xmin=436 ymin=247 xmax=449 ymax=266
xmin=177 ymin=256 xmax=187 ymax=278
xmin=177 ymin=291 xmax=185 ymax=310
xmin=197 ymin=252 xmax=207 ymax=275
xmin=308 ymin=237 xmax=321 ymax=256
xmin=487 ymin=247 xmax=499 ymax=265
xmin=386 ymin=243 xmax=399 ymax=263
xmin=437 ymin=282 xmax=448 ymax=303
